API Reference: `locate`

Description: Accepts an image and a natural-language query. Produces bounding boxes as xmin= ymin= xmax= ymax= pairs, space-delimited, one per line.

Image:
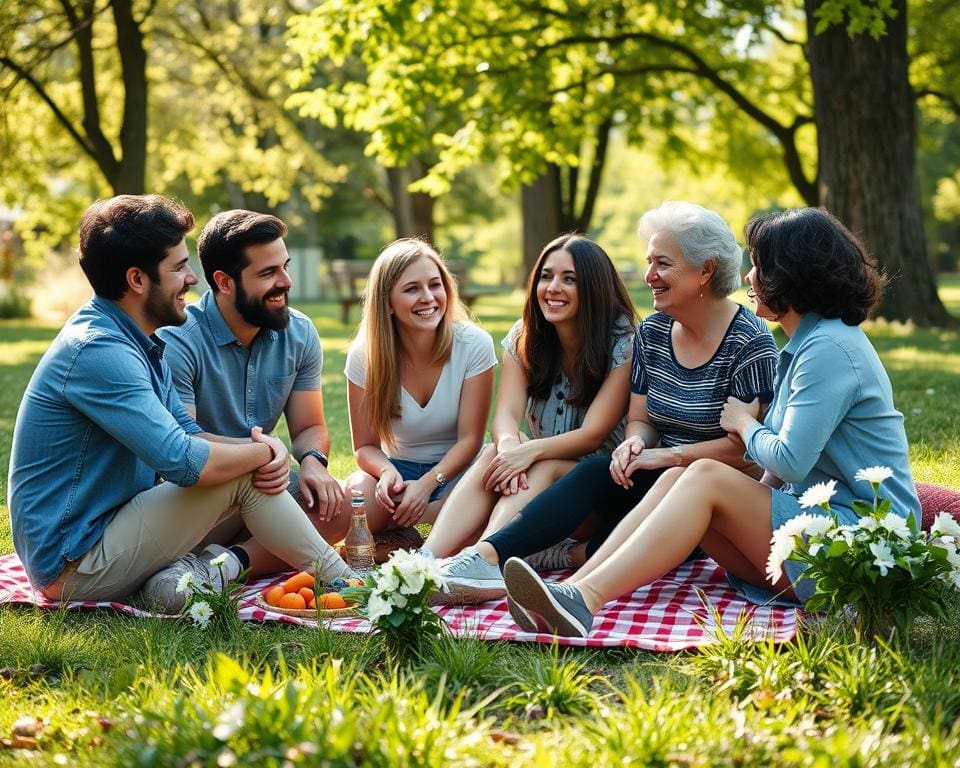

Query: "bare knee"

xmin=680 ymin=458 xmax=730 ymax=484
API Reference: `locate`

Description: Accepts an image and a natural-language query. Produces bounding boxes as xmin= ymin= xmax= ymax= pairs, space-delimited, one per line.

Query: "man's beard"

xmin=235 ymin=280 xmax=290 ymax=331
xmin=145 ymin=282 xmax=186 ymax=328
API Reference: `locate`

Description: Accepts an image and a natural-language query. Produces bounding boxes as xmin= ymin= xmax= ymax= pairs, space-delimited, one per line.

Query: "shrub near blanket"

xmin=769 ymin=467 xmax=960 ymax=638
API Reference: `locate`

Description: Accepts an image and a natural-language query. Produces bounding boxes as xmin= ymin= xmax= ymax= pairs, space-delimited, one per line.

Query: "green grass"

xmin=0 ymin=284 xmax=959 ymax=765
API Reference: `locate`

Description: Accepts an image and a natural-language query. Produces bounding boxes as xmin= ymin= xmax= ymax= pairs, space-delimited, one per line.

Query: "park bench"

xmin=328 ymin=258 xmax=497 ymax=324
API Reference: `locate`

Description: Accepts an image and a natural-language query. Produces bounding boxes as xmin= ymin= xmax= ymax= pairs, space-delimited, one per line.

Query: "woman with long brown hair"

xmin=344 ymin=238 xmax=496 ymax=532
xmin=423 ymin=234 xmax=637 ymax=588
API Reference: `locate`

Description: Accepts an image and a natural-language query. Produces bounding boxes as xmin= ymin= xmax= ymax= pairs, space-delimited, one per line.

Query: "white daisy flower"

xmin=857 ymin=516 xmax=880 ymax=532
xmin=931 ymin=513 xmax=960 ymax=540
xmin=376 ymin=566 xmax=401 ymax=593
xmin=869 ymin=541 xmax=896 ymax=576
xmin=766 ymin=514 xmax=818 ymax=582
xmin=802 ymin=515 xmax=834 ymax=538
xmin=175 ymin=572 xmax=194 ymax=594
xmin=878 ymin=512 xmax=911 ymax=540
xmin=366 ymin=592 xmax=394 ymax=623
xmin=854 ymin=466 xmax=894 ymax=485
xmin=398 ymin=568 xmax=426 ymax=595
xmin=189 ymin=600 xmax=213 ymax=628
xmin=209 ymin=552 xmax=230 ymax=568
xmin=798 ymin=479 xmax=837 ymax=509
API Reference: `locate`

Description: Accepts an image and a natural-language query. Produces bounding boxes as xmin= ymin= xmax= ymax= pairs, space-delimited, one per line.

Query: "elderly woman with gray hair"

xmin=441 ymin=201 xmax=780 ymax=604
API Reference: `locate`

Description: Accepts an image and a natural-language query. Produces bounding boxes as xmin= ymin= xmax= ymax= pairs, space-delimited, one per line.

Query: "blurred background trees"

xmin=1 ymin=0 xmax=957 ymax=323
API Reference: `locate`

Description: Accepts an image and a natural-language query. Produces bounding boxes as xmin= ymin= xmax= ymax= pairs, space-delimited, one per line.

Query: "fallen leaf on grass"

xmin=489 ymin=728 xmax=525 ymax=746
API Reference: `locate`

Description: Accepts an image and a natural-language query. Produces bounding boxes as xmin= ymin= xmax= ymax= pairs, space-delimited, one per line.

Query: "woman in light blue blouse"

xmin=501 ymin=207 xmax=920 ymax=638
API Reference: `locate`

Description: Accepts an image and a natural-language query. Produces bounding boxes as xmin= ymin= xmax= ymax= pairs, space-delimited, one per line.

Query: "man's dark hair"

xmin=197 ymin=210 xmax=287 ymax=291
xmin=745 ymin=207 xmax=886 ymax=326
xmin=78 ymin=195 xmax=194 ymax=300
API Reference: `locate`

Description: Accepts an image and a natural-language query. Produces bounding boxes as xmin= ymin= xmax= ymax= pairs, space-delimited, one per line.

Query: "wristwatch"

xmin=434 ymin=470 xmax=447 ymax=489
xmin=299 ymin=449 xmax=329 ymax=468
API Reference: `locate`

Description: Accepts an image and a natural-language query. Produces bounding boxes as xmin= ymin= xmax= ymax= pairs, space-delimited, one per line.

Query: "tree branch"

xmin=0 ymin=54 xmax=98 ymax=161
xmin=915 ymin=88 xmax=960 ymax=117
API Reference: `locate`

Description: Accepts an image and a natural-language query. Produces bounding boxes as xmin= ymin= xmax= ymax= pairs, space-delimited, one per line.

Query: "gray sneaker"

xmin=432 ymin=548 xmax=506 ymax=605
xmin=503 ymin=557 xmax=594 ymax=638
xmin=523 ymin=539 xmax=576 ymax=571
xmin=140 ymin=544 xmax=233 ymax=614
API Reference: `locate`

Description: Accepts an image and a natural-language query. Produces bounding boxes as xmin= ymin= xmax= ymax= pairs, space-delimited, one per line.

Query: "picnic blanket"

xmin=0 ymin=552 xmax=798 ymax=651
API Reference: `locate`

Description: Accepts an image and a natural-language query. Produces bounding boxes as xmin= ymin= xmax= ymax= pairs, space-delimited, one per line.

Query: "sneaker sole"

xmin=506 ymin=595 xmax=537 ymax=633
xmin=503 ymin=558 xmax=590 ymax=638
xmin=429 ymin=581 xmax=506 ymax=606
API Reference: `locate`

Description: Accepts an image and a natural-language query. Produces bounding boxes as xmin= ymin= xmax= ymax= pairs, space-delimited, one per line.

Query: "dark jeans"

xmin=485 ymin=455 xmax=666 ymax=563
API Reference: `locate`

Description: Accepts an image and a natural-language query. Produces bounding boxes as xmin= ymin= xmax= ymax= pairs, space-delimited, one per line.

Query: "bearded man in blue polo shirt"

xmin=158 ymin=210 xmax=349 ymax=577
xmin=7 ymin=196 xmax=353 ymax=612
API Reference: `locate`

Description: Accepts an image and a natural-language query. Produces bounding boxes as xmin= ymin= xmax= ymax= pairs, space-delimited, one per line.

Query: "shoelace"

xmin=444 ymin=552 xmax=487 ymax=576
xmin=528 ymin=542 xmax=573 ymax=570
xmin=550 ymin=581 xmax=584 ymax=604
xmin=181 ymin=553 xmax=221 ymax=590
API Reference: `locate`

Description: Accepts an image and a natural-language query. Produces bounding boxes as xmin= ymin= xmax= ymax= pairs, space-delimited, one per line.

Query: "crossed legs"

xmin=505 ymin=459 xmax=792 ymax=632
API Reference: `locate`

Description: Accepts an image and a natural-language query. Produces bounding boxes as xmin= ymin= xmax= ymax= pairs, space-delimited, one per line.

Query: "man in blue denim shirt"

xmin=8 ymin=195 xmax=353 ymax=611
xmin=158 ymin=211 xmax=349 ymax=573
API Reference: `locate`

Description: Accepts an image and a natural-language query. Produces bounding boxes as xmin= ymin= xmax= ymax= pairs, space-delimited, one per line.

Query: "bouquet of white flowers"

xmin=176 ymin=553 xmax=247 ymax=631
xmin=341 ymin=549 xmax=448 ymax=659
xmin=767 ymin=466 xmax=960 ymax=637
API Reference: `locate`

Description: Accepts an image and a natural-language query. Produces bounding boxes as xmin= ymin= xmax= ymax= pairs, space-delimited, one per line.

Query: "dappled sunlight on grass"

xmin=0 ymin=340 xmax=51 ymax=367
xmin=881 ymin=346 xmax=960 ymax=373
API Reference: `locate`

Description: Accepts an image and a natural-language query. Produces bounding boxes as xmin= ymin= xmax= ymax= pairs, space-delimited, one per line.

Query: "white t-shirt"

xmin=345 ymin=321 xmax=497 ymax=462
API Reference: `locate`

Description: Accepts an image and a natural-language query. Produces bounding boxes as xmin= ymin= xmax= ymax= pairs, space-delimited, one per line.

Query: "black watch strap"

xmin=299 ymin=449 xmax=329 ymax=468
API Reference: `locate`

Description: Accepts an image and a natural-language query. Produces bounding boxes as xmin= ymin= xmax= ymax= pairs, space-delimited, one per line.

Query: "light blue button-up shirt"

xmin=744 ymin=313 xmax=919 ymax=521
xmin=157 ymin=291 xmax=322 ymax=437
xmin=8 ymin=296 xmax=209 ymax=588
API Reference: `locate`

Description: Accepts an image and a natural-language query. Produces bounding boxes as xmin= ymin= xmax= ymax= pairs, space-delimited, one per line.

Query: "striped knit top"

xmin=632 ymin=306 xmax=778 ymax=447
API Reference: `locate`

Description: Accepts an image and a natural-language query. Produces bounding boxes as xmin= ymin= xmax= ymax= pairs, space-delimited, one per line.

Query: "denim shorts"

xmin=388 ymin=458 xmax=456 ymax=503
xmin=727 ymin=487 xmax=859 ymax=608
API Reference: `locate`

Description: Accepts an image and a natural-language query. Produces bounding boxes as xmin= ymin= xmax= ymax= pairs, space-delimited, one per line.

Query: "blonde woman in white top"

xmin=344 ymin=238 xmax=496 ymax=533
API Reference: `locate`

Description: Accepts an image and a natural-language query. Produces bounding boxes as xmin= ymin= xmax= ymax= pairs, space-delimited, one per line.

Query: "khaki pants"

xmin=44 ymin=473 xmax=339 ymax=602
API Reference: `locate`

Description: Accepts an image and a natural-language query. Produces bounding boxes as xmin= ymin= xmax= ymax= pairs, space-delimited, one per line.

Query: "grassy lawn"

xmin=0 ymin=279 xmax=959 ymax=765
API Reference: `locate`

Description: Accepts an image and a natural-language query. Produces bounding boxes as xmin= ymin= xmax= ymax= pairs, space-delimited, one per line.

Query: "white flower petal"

xmin=798 ymin=480 xmax=837 ymax=509
xmin=931 ymin=513 xmax=960 ymax=540
xmin=854 ymin=466 xmax=894 ymax=485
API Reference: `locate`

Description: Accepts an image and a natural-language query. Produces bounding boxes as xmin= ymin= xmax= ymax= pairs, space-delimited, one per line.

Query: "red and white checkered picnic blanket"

xmin=0 ymin=552 xmax=798 ymax=651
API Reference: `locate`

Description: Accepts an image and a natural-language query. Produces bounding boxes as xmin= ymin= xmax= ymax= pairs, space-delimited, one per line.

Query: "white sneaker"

xmin=431 ymin=547 xmax=505 ymax=605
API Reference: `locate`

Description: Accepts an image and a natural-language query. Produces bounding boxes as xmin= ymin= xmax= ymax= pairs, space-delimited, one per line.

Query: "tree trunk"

xmin=385 ymin=160 xmax=435 ymax=243
xmin=805 ymin=0 xmax=953 ymax=325
xmin=112 ymin=0 xmax=147 ymax=194
xmin=520 ymin=166 xmax=562 ymax=282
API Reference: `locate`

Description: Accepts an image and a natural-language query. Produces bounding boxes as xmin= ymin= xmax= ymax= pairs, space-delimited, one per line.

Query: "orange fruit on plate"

xmin=320 ymin=592 xmax=347 ymax=610
xmin=278 ymin=592 xmax=307 ymax=610
xmin=298 ymin=586 xmax=315 ymax=603
xmin=308 ymin=597 xmax=316 ymax=610
xmin=264 ymin=585 xmax=285 ymax=607
xmin=283 ymin=571 xmax=315 ymax=593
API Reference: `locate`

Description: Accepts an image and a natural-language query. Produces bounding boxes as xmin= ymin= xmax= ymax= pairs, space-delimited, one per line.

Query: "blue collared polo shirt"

xmin=157 ymin=291 xmax=323 ymax=437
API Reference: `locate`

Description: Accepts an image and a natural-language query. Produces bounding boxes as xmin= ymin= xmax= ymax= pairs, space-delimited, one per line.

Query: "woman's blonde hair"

xmin=357 ymin=238 xmax=468 ymax=449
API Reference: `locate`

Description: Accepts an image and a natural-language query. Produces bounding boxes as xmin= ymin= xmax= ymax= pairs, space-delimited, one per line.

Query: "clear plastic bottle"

xmin=344 ymin=488 xmax=376 ymax=574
